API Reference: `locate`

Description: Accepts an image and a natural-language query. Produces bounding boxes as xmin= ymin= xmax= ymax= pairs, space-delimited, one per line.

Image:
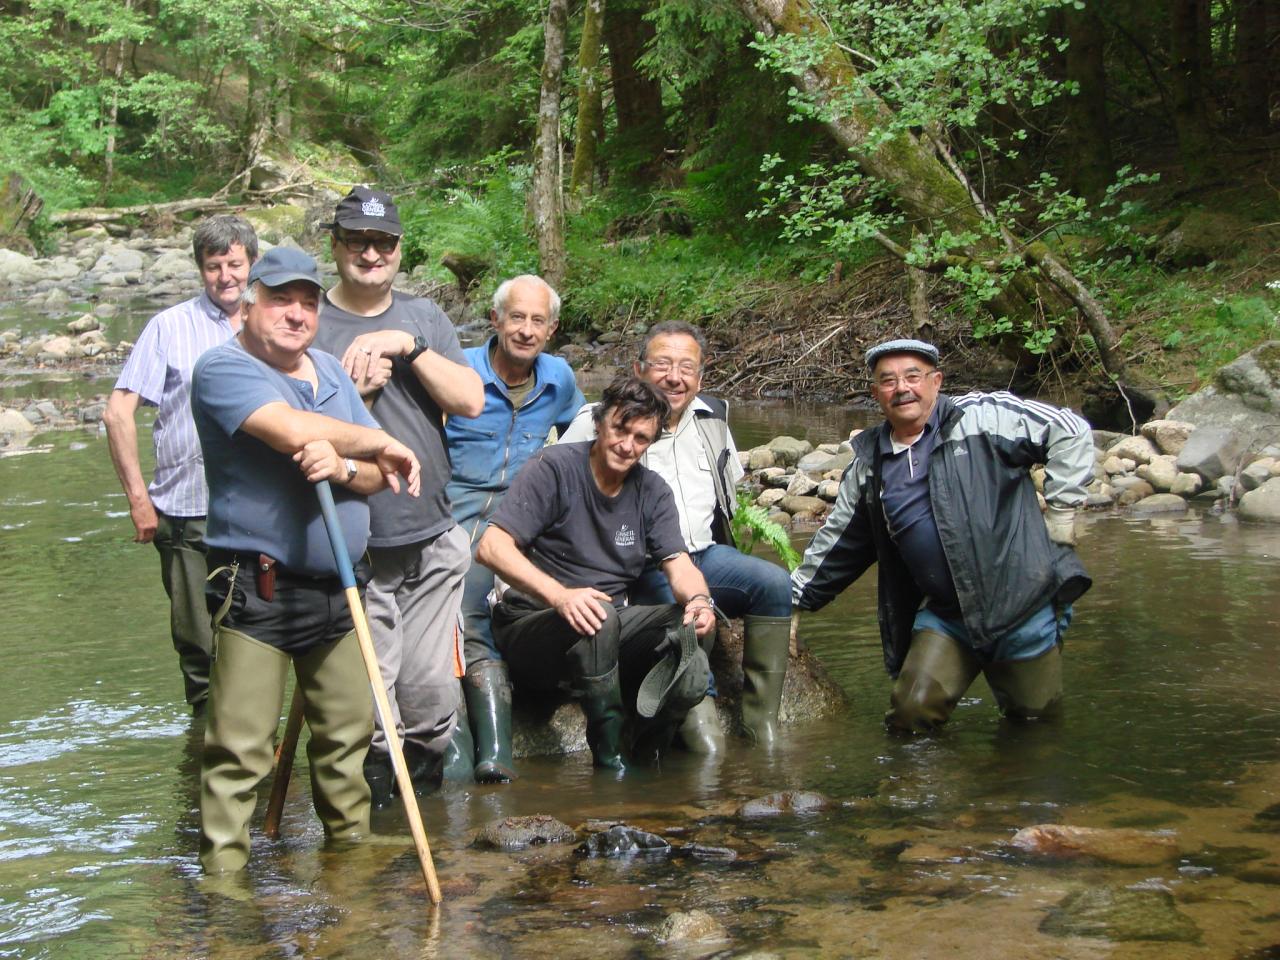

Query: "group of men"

xmin=107 ymin=187 xmax=1092 ymax=875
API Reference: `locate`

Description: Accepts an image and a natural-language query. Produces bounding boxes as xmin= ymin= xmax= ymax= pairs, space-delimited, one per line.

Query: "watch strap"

xmin=405 ymin=335 xmax=429 ymax=364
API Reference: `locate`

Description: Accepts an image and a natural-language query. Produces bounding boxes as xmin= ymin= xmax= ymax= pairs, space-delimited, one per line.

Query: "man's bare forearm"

xmin=241 ymin=403 xmax=398 ymax=458
xmin=476 ymin=526 xmax=565 ymax=607
xmin=103 ymin=390 xmax=151 ymax=507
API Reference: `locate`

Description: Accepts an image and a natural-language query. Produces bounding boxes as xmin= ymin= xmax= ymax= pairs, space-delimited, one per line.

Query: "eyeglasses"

xmin=875 ymin=371 xmax=934 ymax=390
xmin=642 ymin=358 xmax=701 ymax=377
xmin=335 ymin=232 xmax=400 ymax=254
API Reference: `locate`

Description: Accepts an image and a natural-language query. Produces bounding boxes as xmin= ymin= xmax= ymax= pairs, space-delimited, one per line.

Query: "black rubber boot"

xmin=740 ymin=614 xmax=791 ymax=745
xmin=441 ymin=683 xmax=475 ymax=782
xmin=363 ymin=750 xmax=395 ymax=810
xmin=402 ymin=741 xmax=444 ymax=797
xmin=573 ymin=666 xmax=627 ymax=773
xmin=465 ymin=661 xmax=518 ymax=783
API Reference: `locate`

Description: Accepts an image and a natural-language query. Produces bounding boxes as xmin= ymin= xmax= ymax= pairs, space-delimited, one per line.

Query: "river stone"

xmin=765 ymin=471 xmax=793 ymax=490
xmin=736 ymin=451 xmax=750 ymax=471
xmin=1170 ymin=472 xmax=1203 ymax=496
xmin=1085 ymin=492 xmax=1114 ymax=509
xmin=654 ymin=909 xmax=727 ymax=944
xmin=1130 ymin=493 xmax=1188 ymax=514
xmin=1241 ymin=458 xmax=1276 ymax=490
xmin=766 ymin=435 xmax=813 ymax=466
xmin=1115 ymin=481 xmax=1153 ymax=505
xmin=243 ymin=203 xmax=307 ymax=244
xmin=1135 ymin=455 xmax=1178 ymax=491
xmin=1239 ymin=478 xmax=1280 ymax=523
xmin=78 ymin=402 xmax=106 ymax=423
xmin=39 ymin=336 xmax=74 ymax=360
xmin=90 ymin=244 xmax=146 ymax=275
xmin=817 ymin=479 xmax=840 ymax=501
xmin=1040 ymin=886 xmax=1200 ymax=942
xmin=796 ymin=449 xmax=853 ymax=474
xmin=779 ymin=494 xmax=827 ymax=518
xmin=1010 ymin=824 xmax=1180 ymax=865
xmin=146 ymin=248 xmax=196 ymax=283
xmin=472 ymin=815 xmax=577 ymax=851
xmin=756 ymin=488 xmax=786 ymax=508
xmin=757 ymin=466 xmax=787 ymax=484
xmin=737 ymin=790 xmax=831 ymax=818
xmin=93 ymin=302 xmax=120 ymax=319
xmin=1169 ymin=342 xmax=1280 ymax=448
xmin=1092 ymin=428 xmax=1124 ymax=450
xmin=577 ymin=824 xmax=670 ymax=858
xmin=66 ymin=314 xmax=99 ymax=334
xmin=1102 ymin=456 xmax=1128 ymax=475
xmin=0 ymin=408 xmax=36 ymax=438
xmin=1140 ymin=419 xmax=1195 ymax=456
xmin=1176 ymin=426 xmax=1247 ymax=482
xmin=748 ymin=447 xmax=777 ymax=470
xmin=1217 ymin=475 xmax=1242 ymax=500
xmin=1107 ymin=434 xmax=1158 ymax=465
xmin=785 ymin=472 xmax=818 ymax=497
xmin=0 ymin=248 xmax=48 ymax=286
xmin=766 ymin=509 xmax=791 ymax=529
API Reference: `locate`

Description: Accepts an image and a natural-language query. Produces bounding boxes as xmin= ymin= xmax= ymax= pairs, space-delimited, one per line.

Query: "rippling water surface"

xmin=1 ymin=406 xmax=1279 ymax=959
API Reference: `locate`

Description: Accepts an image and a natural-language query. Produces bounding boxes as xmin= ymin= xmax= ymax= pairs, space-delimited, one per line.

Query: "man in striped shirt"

xmin=104 ymin=215 xmax=258 ymax=714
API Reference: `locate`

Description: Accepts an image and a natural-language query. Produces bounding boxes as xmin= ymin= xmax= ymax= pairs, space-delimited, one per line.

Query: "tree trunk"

xmin=736 ymin=0 xmax=1149 ymax=400
xmin=533 ymin=0 xmax=568 ymax=288
xmin=1234 ymin=0 xmax=1270 ymax=131
xmin=101 ymin=0 xmax=133 ymax=202
xmin=603 ymin=0 xmax=665 ymax=179
xmin=569 ymin=0 xmax=606 ymax=197
xmin=1064 ymin=5 xmax=1113 ymax=201
xmin=1169 ymin=0 xmax=1216 ymax=179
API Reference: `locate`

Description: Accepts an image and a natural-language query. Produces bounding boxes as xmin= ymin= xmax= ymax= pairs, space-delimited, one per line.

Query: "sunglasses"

xmin=335 ymin=232 xmax=400 ymax=254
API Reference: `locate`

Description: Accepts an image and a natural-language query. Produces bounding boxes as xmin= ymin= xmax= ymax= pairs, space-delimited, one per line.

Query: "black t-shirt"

xmin=314 ymin=291 xmax=466 ymax=547
xmin=489 ymin=442 xmax=687 ymax=603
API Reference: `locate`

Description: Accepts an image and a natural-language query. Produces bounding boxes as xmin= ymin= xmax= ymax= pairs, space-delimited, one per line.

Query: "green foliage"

xmin=731 ymin=490 xmax=801 ymax=572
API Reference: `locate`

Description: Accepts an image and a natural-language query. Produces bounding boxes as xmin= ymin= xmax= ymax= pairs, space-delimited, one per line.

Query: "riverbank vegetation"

xmin=1 ymin=0 xmax=1277 ymax=403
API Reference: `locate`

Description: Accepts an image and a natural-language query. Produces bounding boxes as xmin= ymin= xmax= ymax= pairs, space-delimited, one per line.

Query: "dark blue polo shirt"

xmin=878 ymin=410 xmax=962 ymax=619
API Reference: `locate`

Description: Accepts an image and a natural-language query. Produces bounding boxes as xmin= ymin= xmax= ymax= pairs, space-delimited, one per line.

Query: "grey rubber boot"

xmin=442 ymin=682 xmax=475 ymax=782
xmin=740 ymin=614 xmax=791 ymax=745
xmin=886 ymin=629 xmax=982 ymax=733
xmin=573 ymin=666 xmax=627 ymax=772
xmin=295 ymin=631 xmax=373 ymax=842
xmin=984 ymin=644 xmax=1063 ymax=720
xmin=465 ymin=660 xmax=518 ymax=783
xmin=677 ymin=696 xmax=725 ymax=754
xmin=199 ymin=627 xmax=289 ymax=873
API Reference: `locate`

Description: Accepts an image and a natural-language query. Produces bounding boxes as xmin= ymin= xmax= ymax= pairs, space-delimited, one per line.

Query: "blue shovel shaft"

xmin=315 ymin=480 xmax=357 ymax=591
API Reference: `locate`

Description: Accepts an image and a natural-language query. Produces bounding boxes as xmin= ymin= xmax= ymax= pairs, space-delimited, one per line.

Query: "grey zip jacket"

xmin=790 ymin=392 xmax=1093 ymax=676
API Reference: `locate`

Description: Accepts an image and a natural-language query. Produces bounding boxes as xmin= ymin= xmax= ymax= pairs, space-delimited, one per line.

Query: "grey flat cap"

xmin=865 ymin=338 xmax=940 ymax=369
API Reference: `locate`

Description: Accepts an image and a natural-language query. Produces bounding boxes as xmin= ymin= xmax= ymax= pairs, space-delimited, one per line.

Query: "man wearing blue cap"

xmin=791 ymin=339 xmax=1093 ymax=732
xmin=312 ymin=186 xmax=484 ymax=807
xmin=191 ymin=246 xmax=422 ymax=872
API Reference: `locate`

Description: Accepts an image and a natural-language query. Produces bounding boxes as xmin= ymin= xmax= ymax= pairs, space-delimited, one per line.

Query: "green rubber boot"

xmin=677 ymin=696 xmax=725 ymax=754
xmin=294 ymin=631 xmax=373 ymax=842
xmin=984 ymin=644 xmax=1063 ymax=721
xmin=886 ymin=629 xmax=981 ymax=733
xmin=573 ymin=666 xmax=627 ymax=772
xmin=199 ymin=627 xmax=289 ymax=873
xmin=442 ymin=683 xmax=475 ymax=782
xmin=465 ymin=660 xmax=518 ymax=783
xmin=740 ymin=614 xmax=791 ymax=745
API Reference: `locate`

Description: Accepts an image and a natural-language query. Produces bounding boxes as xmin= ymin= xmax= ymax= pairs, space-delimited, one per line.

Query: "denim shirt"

xmin=445 ymin=338 xmax=584 ymax=533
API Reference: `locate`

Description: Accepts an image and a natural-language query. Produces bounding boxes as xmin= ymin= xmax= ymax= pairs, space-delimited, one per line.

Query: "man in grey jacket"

xmin=791 ymin=338 xmax=1092 ymax=732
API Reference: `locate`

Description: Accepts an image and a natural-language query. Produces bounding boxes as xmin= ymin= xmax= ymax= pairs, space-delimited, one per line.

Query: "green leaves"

xmin=731 ymin=490 xmax=802 ymax=572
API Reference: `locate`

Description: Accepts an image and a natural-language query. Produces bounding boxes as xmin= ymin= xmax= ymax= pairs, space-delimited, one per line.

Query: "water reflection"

xmin=2 ymin=418 xmax=1280 ymax=957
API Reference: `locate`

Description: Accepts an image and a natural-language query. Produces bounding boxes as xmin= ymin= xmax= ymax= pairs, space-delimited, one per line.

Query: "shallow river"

xmin=3 ymin=344 xmax=1280 ymax=956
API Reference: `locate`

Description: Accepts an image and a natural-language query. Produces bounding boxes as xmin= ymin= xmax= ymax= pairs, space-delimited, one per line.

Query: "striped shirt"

xmin=114 ymin=292 xmax=236 ymax=517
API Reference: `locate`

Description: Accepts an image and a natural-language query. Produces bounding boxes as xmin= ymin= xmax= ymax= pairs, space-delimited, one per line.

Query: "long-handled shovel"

xmin=263 ymin=687 xmax=305 ymax=840
xmin=315 ymin=480 xmax=443 ymax=905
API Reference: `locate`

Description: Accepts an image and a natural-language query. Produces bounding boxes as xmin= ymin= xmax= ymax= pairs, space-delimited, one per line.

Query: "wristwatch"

xmin=344 ymin=458 xmax=358 ymax=483
xmin=405 ymin=335 xmax=429 ymax=363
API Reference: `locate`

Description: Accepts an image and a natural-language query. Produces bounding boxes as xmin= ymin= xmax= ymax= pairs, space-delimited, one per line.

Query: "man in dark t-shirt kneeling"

xmin=475 ymin=377 xmax=718 ymax=773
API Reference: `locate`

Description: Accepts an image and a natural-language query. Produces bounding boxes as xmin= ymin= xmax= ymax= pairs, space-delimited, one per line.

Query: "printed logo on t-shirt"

xmin=614 ymin=524 xmax=636 ymax=547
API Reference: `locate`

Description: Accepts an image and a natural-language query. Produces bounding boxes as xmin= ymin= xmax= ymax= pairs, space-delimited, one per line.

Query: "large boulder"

xmin=1156 ymin=209 xmax=1248 ymax=268
xmin=797 ymin=448 xmax=853 ymax=475
xmin=146 ymin=248 xmax=197 ymax=284
xmin=1168 ymin=342 xmax=1280 ymax=455
xmin=1106 ymin=434 xmax=1158 ymax=465
xmin=1140 ymin=419 xmax=1195 ymax=456
xmin=766 ymin=435 xmax=813 ymax=466
xmin=89 ymin=243 xmax=147 ymax=276
xmin=0 ymin=407 xmax=37 ymax=439
xmin=243 ymin=204 xmax=308 ymax=244
xmin=1176 ymin=426 xmax=1247 ymax=482
xmin=0 ymin=248 xmax=48 ymax=286
xmin=1239 ymin=478 xmax=1280 ymax=523
xmin=1135 ymin=455 xmax=1178 ymax=491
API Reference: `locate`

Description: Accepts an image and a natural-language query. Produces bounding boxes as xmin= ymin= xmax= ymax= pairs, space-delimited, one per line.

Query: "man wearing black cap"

xmin=191 ymin=247 xmax=422 ymax=872
xmin=791 ymin=338 xmax=1093 ymax=732
xmin=312 ymin=186 xmax=484 ymax=806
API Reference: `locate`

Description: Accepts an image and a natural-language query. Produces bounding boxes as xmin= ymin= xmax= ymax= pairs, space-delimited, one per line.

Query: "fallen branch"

xmin=51 ymin=197 xmax=232 ymax=226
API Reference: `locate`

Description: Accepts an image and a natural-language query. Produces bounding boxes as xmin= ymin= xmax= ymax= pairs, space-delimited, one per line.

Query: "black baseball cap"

xmin=321 ymin=186 xmax=403 ymax=236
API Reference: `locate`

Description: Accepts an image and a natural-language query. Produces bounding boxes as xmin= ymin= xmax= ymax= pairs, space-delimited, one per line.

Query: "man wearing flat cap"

xmin=312 ymin=186 xmax=484 ymax=806
xmin=791 ymin=339 xmax=1093 ymax=732
xmin=191 ymin=247 xmax=422 ymax=872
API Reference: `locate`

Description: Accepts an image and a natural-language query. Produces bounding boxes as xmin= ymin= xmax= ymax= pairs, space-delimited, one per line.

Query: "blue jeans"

xmin=630 ymin=544 xmax=792 ymax=697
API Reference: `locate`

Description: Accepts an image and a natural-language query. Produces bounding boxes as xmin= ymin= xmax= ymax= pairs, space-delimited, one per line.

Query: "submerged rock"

xmin=654 ymin=908 xmax=727 ymax=943
xmin=577 ymin=824 xmax=671 ymax=858
xmin=737 ymin=790 xmax=831 ymax=818
xmin=472 ymin=815 xmax=577 ymax=851
xmin=1010 ymin=824 xmax=1180 ymax=865
xmin=1039 ymin=886 xmax=1201 ymax=942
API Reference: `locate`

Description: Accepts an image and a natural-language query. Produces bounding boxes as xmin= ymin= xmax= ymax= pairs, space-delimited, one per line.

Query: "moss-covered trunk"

xmin=533 ymin=0 xmax=568 ymax=287
xmin=569 ymin=0 xmax=606 ymax=196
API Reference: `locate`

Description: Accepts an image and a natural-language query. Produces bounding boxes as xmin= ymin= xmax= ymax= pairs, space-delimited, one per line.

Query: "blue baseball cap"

xmin=247 ymin=247 xmax=323 ymax=290
xmin=865 ymin=338 xmax=940 ymax=369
